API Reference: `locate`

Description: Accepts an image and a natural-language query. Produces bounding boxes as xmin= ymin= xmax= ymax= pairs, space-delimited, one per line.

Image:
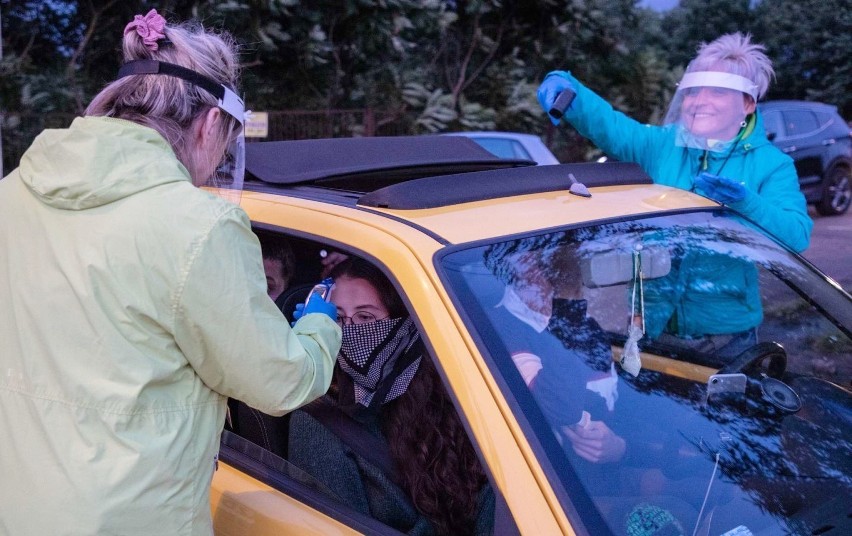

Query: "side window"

xmin=228 ymin=237 xmax=502 ymax=536
xmin=762 ymin=110 xmax=785 ymax=140
xmin=814 ymin=111 xmax=836 ymax=129
xmin=782 ymin=110 xmax=820 ymax=138
xmin=474 ymin=137 xmax=533 ymax=160
xmin=224 ymin=230 xmax=333 ymax=457
xmin=756 ymin=268 xmax=850 ymax=386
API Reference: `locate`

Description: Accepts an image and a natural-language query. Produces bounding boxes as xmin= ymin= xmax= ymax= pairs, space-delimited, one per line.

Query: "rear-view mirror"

xmin=580 ymin=246 xmax=671 ymax=287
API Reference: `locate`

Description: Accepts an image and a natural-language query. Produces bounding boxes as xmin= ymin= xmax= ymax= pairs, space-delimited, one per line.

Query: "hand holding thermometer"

xmin=304 ymin=277 xmax=334 ymax=306
xmin=292 ymin=277 xmax=337 ymax=324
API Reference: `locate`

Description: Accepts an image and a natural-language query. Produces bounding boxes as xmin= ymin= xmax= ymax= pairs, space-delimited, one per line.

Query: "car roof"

xmin=759 ymin=100 xmax=839 ymax=113
xmin=443 ymin=131 xmax=544 ymax=142
xmin=243 ymin=136 xmax=716 ymax=244
xmin=358 ymin=161 xmax=651 ymax=209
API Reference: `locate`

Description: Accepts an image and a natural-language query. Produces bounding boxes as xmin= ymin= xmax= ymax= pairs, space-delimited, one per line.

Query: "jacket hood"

xmin=18 ymin=116 xmax=191 ymax=210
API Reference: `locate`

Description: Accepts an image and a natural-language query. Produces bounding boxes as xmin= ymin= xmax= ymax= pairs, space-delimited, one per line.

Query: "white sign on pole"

xmin=244 ymin=111 xmax=269 ymax=138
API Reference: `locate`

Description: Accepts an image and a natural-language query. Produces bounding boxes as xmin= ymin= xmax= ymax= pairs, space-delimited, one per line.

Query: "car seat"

xmin=274 ymin=283 xmax=315 ymax=321
xmin=226 ymin=398 xmax=290 ymax=458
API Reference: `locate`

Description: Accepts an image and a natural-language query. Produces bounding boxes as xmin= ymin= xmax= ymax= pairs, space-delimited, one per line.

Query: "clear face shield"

xmin=206 ymin=86 xmax=246 ymax=205
xmin=663 ymin=71 xmax=759 ymax=152
xmin=115 ymin=60 xmax=247 ymax=204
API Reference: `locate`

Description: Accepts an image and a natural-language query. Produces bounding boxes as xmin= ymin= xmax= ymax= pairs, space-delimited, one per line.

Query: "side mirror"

xmin=580 ymin=246 xmax=671 ymax=287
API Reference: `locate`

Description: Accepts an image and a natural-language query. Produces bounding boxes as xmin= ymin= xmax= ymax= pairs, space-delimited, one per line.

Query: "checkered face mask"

xmin=338 ymin=316 xmax=421 ymax=407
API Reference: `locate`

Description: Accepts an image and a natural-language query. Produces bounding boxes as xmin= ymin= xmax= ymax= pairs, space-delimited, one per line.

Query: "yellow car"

xmin=211 ymin=136 xmax=852 ymax=536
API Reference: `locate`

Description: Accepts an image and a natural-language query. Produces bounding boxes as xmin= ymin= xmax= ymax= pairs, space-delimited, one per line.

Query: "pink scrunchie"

xmin=124 ymin=9 xmax=167 ymax=52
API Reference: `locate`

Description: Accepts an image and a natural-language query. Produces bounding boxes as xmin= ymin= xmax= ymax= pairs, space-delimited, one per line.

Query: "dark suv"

xmin=759 ymin=100 xmax=852 ymax=215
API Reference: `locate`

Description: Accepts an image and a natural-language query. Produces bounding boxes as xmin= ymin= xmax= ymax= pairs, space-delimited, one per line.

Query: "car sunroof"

xmin=244 ymin=136 xmax=534 ymax=190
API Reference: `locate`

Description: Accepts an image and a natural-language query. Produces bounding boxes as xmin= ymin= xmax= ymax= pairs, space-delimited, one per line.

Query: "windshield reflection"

xmin=442 ymin=211 xmax=852 ymax=535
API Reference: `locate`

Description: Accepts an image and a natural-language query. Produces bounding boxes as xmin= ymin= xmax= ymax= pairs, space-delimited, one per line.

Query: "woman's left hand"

xmin=694 ymin=172 xmax=748 ymax=204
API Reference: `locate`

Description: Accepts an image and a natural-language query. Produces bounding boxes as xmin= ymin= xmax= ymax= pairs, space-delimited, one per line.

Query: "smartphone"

xmin=707 ymin=373 xmax=747 ymax=396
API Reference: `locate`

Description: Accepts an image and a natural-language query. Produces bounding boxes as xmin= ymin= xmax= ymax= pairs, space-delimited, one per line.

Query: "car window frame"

xmin=218 ymin=430 xmax=405 ymax=535
xmin=230 ymin=223 xmax=522 ymax=535
xmin=761 ymin=104 xmax=847 ymax=144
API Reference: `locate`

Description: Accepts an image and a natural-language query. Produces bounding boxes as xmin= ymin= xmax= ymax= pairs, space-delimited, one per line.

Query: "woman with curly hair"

xmin=289 ymin=257 xmax=493 ymax=535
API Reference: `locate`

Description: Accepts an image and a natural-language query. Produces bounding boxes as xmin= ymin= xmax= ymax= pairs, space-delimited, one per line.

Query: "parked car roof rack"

xmin=358 ymin=161 xmax=653 ymax=209
xmin=244 ymin=136 xmax=533 ymax=189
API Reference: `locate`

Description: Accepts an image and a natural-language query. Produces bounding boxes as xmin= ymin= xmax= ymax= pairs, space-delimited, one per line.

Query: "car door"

xmin=210 ymin=200 xmax=560 ymax=534
xmin=778 ymin=108 xmax=825 ymax=189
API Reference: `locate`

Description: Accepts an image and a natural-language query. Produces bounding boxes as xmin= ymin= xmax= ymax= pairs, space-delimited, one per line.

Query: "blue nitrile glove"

xmin=537 ymin=71 xmax=575 ymax=126
xmin=294 ymin=292 xmax=337 ymax=323
xmin=292 ymin=303 xmax=305 ymax=323
xmin=693 ymin=172 xmax=748 ymax=204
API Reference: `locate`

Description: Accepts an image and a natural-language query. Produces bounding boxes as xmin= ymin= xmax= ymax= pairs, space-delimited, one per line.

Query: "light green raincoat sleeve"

xmin=171 ymin=206 xmax=341 ymax=416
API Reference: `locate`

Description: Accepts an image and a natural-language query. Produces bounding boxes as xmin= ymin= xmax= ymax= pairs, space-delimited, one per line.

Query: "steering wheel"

xmin=719 ymin=341 xmax=787 ymax=379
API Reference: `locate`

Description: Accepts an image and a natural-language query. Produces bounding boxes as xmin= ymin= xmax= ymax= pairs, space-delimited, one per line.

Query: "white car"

xmin=444 ymin=131 xmax=560 ymax=165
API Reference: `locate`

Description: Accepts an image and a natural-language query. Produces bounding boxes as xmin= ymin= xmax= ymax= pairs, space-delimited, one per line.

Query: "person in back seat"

xmin=258 ymin=233 xmax=296 ymax=308
xmin=289 ymin=257 xmax=494 ymax=535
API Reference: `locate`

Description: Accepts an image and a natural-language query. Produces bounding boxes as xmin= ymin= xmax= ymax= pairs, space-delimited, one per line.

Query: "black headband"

xmin=117 ymin=59 xmax=226 ymax=101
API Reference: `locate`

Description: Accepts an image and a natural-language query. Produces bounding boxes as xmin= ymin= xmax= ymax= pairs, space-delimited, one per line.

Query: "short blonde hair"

xmin=686 ymin=32 xmax=774 ymax=101
xmin=86 ymin=15 xmax=241 ymax=177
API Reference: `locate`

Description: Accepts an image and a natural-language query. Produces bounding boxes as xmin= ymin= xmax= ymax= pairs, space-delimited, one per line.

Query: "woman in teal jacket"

xmin=537 ymin=33 xmax=812 ymax=358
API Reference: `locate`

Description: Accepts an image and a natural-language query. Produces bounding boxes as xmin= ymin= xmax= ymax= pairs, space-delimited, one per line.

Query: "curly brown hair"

xmin=331 ymin=257 xmax=489 ymax=534
xmin=383 ymin=356 xmax=488 ymax=535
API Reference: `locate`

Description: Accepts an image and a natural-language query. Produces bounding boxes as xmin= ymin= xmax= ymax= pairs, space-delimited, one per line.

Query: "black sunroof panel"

xmin=245 ymin=136 xmax=533 ymax=186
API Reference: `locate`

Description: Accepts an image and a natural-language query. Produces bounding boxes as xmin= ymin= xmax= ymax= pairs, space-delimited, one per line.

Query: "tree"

xmin=3 ymin=0 xmax=847 ymax=171
xmin=752 ymin=0 xmax=852 ymax=117
xmin=0 ymin=0 xmax=141 ymax=171
xmin=659 ymin=0 xmax=752 ymax=69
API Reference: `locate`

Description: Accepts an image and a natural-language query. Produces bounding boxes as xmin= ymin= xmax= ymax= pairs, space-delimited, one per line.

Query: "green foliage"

xmin=752 ymin=0 xmax=852 ymax=117
xmin=402 ymin=82 xmax=457 ymax=132
xmin=1 ymin=0 xmax=849 ymax=172
xmin=660 ymin=0 xmax=753 ymax=68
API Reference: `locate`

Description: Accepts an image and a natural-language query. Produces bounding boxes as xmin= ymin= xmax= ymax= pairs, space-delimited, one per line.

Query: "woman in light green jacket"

xmin=0 ymin=10 xmax=340 ymax=536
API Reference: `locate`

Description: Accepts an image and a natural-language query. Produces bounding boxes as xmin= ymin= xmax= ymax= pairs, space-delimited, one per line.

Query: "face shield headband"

xmin=116 ymin=60 xmax=246 ymax=202
xmin=663 ymin=71 xmax=758 ymax=153
xmin=678 ymin=72 xmax=759 ymax=100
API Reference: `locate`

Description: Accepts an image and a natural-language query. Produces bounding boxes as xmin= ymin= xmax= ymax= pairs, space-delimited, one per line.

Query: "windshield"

xmin=441 ymin=210 xmax=852 ymax=536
